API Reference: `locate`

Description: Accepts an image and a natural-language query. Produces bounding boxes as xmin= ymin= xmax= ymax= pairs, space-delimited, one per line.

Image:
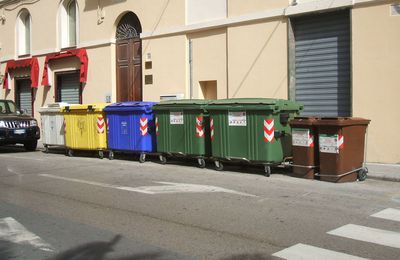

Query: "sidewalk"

xmin=366 ymin=163 xmax=400 ymax=182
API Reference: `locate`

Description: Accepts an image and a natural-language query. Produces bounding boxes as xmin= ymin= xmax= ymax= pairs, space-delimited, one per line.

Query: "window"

xmin=17 ymin=10 xmax=31 ymax=56
xmin=55 ymin=71 xmax=81 ymax=104
xmin=60 ymin=0 xmax=78 ymax=48
xmin=67 ymin=0 xmax=76 ymax=46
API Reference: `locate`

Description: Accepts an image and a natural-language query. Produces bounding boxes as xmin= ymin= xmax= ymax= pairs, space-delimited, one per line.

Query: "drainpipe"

xmin=189 ymin=39 xmax=193 ymax=99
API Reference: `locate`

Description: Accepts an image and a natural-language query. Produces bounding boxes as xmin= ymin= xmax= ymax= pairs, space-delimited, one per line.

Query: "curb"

xmin=367 ymin=174 xmax=400 ymax=183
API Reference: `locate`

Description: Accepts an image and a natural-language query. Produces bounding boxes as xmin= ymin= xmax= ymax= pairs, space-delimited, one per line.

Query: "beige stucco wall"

xmin=189 ymin=29 xmax=227 ymax=99
xmin=227 ymin=18 xmax=288 ymax=99
xmin=352 ymin=2 xmax=400 ymax=163
xmin=0 ymin=0 xmax=185 ymax=57
xmin=141 ymin=35 xmax=187 ymax=101
xmin=228 ymin=0 xmax=287 ymax=16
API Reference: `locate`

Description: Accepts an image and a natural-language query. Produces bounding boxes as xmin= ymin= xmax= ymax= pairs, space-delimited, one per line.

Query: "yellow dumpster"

xmin=62 ymin=103 xmax=108 ymax=158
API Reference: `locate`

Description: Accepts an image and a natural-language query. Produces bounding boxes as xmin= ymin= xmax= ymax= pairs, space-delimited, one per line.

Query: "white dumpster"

xmin=39 ymin=103 xmax=68 ymax=152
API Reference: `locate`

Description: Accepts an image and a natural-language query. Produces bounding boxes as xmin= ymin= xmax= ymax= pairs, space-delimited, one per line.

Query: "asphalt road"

xmin=0 ymin=145 xmax=399 ymax=259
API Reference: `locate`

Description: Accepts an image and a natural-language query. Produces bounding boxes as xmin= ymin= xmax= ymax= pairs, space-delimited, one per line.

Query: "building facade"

xmin=0 ymin=0 xmax=399 ymax=164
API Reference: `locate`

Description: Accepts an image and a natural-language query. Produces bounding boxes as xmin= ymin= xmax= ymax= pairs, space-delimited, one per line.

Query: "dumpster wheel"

xmin=98 ymin=150 xmax=104 ymax=159
xmin=109 ymin=151 xmax=114 ymax=160
xmin=67 ymin=149 xmax=73 ymax=157
xmin=264 ymin=165 xmax=271 ymax=177
xmin=198 ymin=158 xmax=206 ymax=168
xmin=215 ymin=161 xmax=224 ymax=171
xmin=159 ymin=155 xmax=167 ymax=164
xmin=357 ymin=168 xmax=368 ymax=181
xmin=139 ymin=153 xmax=146 ymax=163
xmin=44 ymin=145 xmax=49 ymax=153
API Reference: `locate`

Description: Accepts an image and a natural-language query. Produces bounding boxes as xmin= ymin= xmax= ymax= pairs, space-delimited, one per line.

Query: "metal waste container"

xmin=315 ymin=117 xmax=370 ymax=182
xmin=152 ymin=99 xmax=211 ymax=167
xmin=62 ymin=103 xmax=108 ymax=158
xmin=289 ymin=117 xmax=319 ymax=179
xmin=206 ymin=98 xmax=303 ymax=176
xmin=103 ymin=102 xmax=157 ymax=162
xmin=39 ymin=103 xmax=68 ymax=153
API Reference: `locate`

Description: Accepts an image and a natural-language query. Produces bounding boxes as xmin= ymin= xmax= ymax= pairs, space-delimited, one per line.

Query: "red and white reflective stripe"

xmin=264 ymin=118 xmax=275 ymax=143
xmin=155 ymin=116 xmax=159 ymax=136
xmin=338 ymin=135 xmax=344 ymax=149
xmin=140 ymin=117 xmax=148 ymax=136
xmin=96 ymin=116 xmax=105 ymax=134
xmin=309 ymin=134 xmax=314 ymax=148
xmin=196 ymin=116 xmax=204 ymax=138
xmin=210 ymin=118 xmax=214 ymax=141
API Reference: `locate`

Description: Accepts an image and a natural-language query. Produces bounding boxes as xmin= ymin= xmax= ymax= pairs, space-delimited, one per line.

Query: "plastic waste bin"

xmin=315 ymin=117 xmax=370 ymax=182
xmin=206 ymin=98 xmax=303 ymax=176
xmin=39 ymin=103 xmax=68 ymax=153
xmin=152 ymin=99 xmax=211 ymax=167
xmin=103 ymin=102 xmax=157 ymax=162
xmin=289 ymin=117 xmax=319 ymax=179
xmin=62 ymin=103 xmax=108 ymax=158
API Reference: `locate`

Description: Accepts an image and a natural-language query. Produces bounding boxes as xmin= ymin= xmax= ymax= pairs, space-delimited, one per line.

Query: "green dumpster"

xmin=152 ymin=100 xmax=211 ymax=167
xmin=206 ymin=98 xmax=303 ymax=175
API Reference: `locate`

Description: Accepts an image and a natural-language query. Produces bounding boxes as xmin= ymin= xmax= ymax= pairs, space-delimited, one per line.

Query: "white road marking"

xmin=371 ymin=208 xmax=400 ymax=222
xmin=327 ymin=224 xmax=400 ymax=249
xmin=39 ymin=174 xmax=257 ymax=197
xmin=0 ymin=217 xmax=54 ymax=252
xmin=7 ymin=167 xmax=22 ymax=175
xmin=272 ymin=243 xmax=368 ymax=260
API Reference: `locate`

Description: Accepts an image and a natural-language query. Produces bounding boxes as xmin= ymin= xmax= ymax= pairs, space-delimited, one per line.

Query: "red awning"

xmin=2 ymin=57 xmax=39 ymax=89
xmin=41 ymin=48 xmax=88 ymax=86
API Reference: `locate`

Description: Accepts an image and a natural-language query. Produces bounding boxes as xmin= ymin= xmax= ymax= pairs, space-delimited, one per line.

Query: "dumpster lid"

xmin=314 ymin=117 xmax=371 ymax=126
xmin=207 ymin=98 xmax=303 ymax=111
xmin=62 ymin=103 xmax=108 ymax=112
xmin=152 ymin=99 xmax=210 ymax=110
xmin=104 ymin=101 xmax=156 ymax=112
xmin=208 ymin=98 xmax=279 ymax=105
xmin=39 ymin=102 xmax=69 ymax=113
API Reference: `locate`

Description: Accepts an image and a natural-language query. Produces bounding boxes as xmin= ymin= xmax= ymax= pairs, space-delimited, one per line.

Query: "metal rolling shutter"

xmin=17 ymin=80 xmax=32 ymax=116
xmin=59 ymin=72 xmax=80 ymax=104
xmin=293 ymin=11 xmax=351 ymax=117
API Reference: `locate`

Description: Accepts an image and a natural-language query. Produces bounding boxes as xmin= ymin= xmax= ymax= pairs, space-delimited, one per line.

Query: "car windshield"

xmin=0 ymin=100 xmax=17 ymax=114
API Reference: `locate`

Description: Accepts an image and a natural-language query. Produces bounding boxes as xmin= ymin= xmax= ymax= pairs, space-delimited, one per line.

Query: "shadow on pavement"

xmin=0 ymin=239 xmax=15 ymax=259
xmin=0 ymin=144 xmax=36 ymax=154
xmin=47 ymin=235 xmax=165 ymax=260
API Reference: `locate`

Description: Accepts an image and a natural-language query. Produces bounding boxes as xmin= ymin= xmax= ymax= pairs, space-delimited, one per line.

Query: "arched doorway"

xmin=115 ymin=12 xmax=142 ymax=101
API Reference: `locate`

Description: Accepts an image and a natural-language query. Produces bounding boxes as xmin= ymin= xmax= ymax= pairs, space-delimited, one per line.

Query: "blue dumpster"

xmin=104 ymin=102 xmax=157 ymax=162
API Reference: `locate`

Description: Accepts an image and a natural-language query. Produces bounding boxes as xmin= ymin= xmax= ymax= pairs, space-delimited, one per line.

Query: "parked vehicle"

xmin=0 ymin=99 xmax=40 ymax=151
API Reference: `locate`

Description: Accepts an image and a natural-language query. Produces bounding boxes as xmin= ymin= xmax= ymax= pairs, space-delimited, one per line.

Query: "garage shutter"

xmin=293 ymin=11 xmax=351 ymax=117
xmin=58 ymin=72 xmax=80 ymax=104
xmin=16 ymin=79 xmax=32 ymax=116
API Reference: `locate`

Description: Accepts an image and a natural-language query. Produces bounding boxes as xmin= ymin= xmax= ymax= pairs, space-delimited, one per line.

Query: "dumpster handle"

xmin=290 ymin=164 xmax=318 ymax=169
xmin=226 ymin=157 xmax=250 ymax=163
xmin=314 ymin=167 xmax=366 ymax=178
xmin=281 ymin=161 xmax=317 ymax=169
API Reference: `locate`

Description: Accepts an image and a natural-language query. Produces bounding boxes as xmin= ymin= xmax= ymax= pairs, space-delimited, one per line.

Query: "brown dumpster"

xmin=289 ymin=117 xmax=319 ymax=179
xmin=315 ymin=117 xmax=370 ymax=183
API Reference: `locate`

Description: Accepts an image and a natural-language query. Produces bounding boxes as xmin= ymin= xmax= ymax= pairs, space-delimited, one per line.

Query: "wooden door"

xmin=116 ymin=37 xmax=142 ymax=102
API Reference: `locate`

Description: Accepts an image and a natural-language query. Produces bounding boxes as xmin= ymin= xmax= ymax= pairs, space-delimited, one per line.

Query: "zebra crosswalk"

xmin=371 ymin=208 xmax=400 ymax=222
xmin=272 ymin=243 xmax=368 ymax=260
xmin=272 ymin=208 xmax=400 ymax=259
